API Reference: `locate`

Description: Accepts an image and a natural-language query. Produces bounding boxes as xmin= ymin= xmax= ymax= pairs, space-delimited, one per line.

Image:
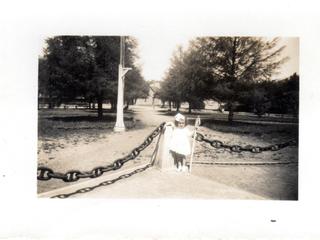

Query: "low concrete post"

xmin=154 ymin=123 xmax=175 ymax=171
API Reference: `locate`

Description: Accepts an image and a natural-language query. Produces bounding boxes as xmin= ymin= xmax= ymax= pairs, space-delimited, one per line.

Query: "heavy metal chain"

xmin=50 ymin=123 xmax=163 ymax=198
xmin=46 ymin=123 xmax=298 ymax=198
xmin=195 ymin=132 xmax=297 ymax=153
xmin=37 ymin=122 xmax=166 ymax=182
xmin=51 ymin=163 xmax=153 ymax=198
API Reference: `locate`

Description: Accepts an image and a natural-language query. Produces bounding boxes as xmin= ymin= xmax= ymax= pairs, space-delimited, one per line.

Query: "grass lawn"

xmin=158 ymin=107 xmax=298 ymax=143
xmin=38 ymin=108 xmax=141 ymax=154
xmin=38 ymin=108 xmax=138 ymax=138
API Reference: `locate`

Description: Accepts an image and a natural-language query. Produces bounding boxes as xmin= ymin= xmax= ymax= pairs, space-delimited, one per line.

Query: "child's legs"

xmin=170 ymin=151 xmax=184 ymax=169
xmin=170 ymin=151 xmax=178 ymax=168
xmin=182 ymin=156 xmax=186 ymax=167
xmin=177 ymin=154 xmax=185 ymax=171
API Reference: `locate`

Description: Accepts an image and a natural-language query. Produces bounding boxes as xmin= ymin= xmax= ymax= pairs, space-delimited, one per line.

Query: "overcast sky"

xmin=136 ymin=36 xmax=299 ymax=81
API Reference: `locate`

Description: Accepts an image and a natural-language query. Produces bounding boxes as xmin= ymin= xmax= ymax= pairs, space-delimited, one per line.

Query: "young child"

xmin=168 ymin=113 xmax=193 ymax=172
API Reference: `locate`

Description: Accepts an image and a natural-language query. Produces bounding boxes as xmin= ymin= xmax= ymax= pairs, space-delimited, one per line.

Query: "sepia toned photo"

xmin=37 ymin=36 xmax=299 ymax=200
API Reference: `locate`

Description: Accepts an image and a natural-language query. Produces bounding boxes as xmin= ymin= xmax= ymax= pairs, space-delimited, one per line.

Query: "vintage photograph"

xmin=37 ymin=35 xmax=299 ymax=200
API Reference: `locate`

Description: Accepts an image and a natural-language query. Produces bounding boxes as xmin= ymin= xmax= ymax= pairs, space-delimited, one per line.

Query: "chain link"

xmin=195 ymin=132 xmax=297 ymax=153
xmin=38 ymin=122 xmax=165 ymax=182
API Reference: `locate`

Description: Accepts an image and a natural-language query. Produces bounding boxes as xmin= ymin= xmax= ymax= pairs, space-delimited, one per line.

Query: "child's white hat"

xmin=175 ymin=113 xmax=185 ymax=122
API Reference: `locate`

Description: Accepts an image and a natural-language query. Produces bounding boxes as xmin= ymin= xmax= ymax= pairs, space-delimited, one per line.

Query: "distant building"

xmin=203 ymin=100 xmax=220 ymax=110
xmin=136 ymin=80 xmax=162 ymax=106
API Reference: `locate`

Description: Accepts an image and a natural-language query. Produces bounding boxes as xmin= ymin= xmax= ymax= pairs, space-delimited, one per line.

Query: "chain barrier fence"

xmin=37 ymin=122 xmax=166 ymax=183
xmin=195 ymin=132 xmax=298 ymax=153
xmin=51 ymin=163 xmax=153 ymax=198
xmin=38 ymin=122 xmax=298 ymax=198
xmin=50 ymin=124 xmax=163 ymax=198
xmin=191 ymin=132 xmax=298 ymax=165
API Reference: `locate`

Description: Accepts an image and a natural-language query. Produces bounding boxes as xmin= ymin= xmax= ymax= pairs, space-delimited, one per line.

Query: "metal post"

xmin=114 ymin=36 xmax=131 ymax=132
xmin=189 ymin=116 xmax=201 ymax=173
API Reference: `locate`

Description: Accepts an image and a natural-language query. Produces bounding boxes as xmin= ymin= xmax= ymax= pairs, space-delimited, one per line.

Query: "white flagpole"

xmin=189 ymin=116 xmax=200 ymax=173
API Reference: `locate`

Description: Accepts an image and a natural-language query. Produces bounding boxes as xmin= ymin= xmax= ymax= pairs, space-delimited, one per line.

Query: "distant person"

xmin=166 ymin=113 xmax=193 ymax=172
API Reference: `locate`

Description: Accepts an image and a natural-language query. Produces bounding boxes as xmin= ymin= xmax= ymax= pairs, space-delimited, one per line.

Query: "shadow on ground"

xmin=48 ymin=115 xmax=133 ymax=122
xmin=157 ymin=109 xmax=298 ymax=123
xmin=191 ymin=164 xmax=298 ymax=200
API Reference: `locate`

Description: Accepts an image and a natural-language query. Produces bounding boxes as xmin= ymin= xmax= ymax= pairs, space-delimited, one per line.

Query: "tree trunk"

xmin=227 ymin=38 xmax=238 ymax=123
xmin=48 ymin=93 xmax=53 ymax=109
xmin=228 ymin=107 xmax=234 ymax=122
xmin=97 ymin=96 xmax=103 ymax=119
xmin=124 ymin=101 xmax=129 ymax=110
xmin=48 ymin=94 xmax=53 ymax=109
xmin=176 ymin=101 xmax=180 ymax=112
xmin=188 ymin=102 xmax=192 ymax=114
xmin=48 ymin=101 xmax=53 ymax=109
xmin=169 ymin=101 xmax=172 ymax=111
xmin=161 ymin=100 xmax=165 ymax=108
xmin=111 ymin=99 xmax=116 ymax=112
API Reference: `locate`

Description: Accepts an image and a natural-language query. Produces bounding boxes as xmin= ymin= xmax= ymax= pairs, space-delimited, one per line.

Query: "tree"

xmin=124 ymin=66 xmax=149 ymax=108
xmin=162 ymin=46 xmax=185 ymax=111
xmin=160 ymin=45 xmax=209 ymax=112
xmin=40 ymin=36 xmax=147 ymax=118
xmin=89 ymin=36 xmax=120 ymax=117
xmin=157 ymin=78 xmax=175 ymax=110
xmin=191 ymin=37 xmax=288 ymax=121
xmin=38 ymin=57 xmax=50 ymax=108
xmin=43 ymin=36 xmax=96 ymax=108
xmin=267 ymin=73 xmax=299 ymax=116
xmin=237 ymin=73 xmax=299 ymax=116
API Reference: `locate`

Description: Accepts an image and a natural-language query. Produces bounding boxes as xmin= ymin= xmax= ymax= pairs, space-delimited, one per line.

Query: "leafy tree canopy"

xmin=39 ymin=36 xmax=148 ymax=117
xmin=159 ymin=37 xmax=289 ymax=119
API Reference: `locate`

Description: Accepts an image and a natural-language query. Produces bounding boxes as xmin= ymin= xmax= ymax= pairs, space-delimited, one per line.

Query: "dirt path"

xmin=133 ymin=105 xmax=173 ymax=126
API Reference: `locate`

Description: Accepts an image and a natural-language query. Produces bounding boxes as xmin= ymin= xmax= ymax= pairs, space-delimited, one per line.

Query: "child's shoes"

xmin=182 ymin=166 xmax=188 ymax=172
